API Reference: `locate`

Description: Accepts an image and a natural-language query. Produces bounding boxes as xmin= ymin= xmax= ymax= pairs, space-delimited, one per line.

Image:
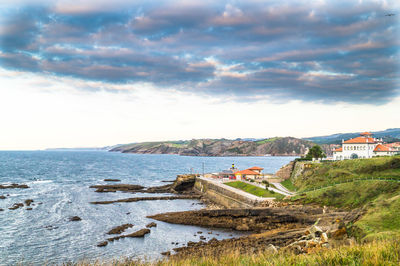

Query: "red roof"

xmin=343 ymin=137 xmax=376 ymax=144
xmin=374 ymin=144 xmax=391 ymax=152
xmin=360 ymin=132 xmax=372 ymax=136
xmin=234 ymin=169 xmax=259 ymax=175
xmin=248 ymin=166 xmax=264 ymax=170
xmin=334 ymin=147 xmax=342 ymax=152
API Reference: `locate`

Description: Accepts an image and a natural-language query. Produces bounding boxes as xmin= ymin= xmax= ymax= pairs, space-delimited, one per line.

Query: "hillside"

xmin=290 ymin=155 xmax=400 ymax=241
xmin=110 ymin=137 xmax=315 ymax=156
xmin=304 ymin=128 xmax=400 ymax=144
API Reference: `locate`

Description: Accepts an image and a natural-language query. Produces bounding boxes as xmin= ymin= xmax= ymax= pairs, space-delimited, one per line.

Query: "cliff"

xmin=110 ymin=137 xmax=315 ymax=156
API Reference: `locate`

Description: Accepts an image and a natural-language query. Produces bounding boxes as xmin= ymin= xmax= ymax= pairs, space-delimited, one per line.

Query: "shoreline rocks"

xmin=104 ymin=179 xmax=121 ymax=182
xmin=107 ymin=224 xmax=134 ymax=235
xmin=0 ymin=184 xmax=29 ymax=189
xmin=69 ymin=216 xmax=82 ymax=221
xmin=90 ymin=195 xmax=201 ymax=205
xmin=107 ymin=228 xmax=151 ymax=242
xmin=89 ymin=184 xmax=145 ymax=193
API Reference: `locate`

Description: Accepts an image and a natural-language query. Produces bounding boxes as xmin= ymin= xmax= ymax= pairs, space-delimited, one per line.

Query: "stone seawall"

xmin=194 ymin=177 xmax=271 ymax=208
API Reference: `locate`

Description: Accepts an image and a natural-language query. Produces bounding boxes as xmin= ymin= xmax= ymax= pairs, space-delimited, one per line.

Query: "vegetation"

xmin=280 ymin=178 xmax=296 ymax=191
xmin=255 ymin=137 xmax=280 ymax=144
xmin=225 ymin=181 xmax=284 ymax=200
xmin=290 ymin=155 xmax=400 ymax=241
xmin=304 ymin=145 xmax=326 ymax=160
xmin=80 ymin=239 xmax=400 ymax=265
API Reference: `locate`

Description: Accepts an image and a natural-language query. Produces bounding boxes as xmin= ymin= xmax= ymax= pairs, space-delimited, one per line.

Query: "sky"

xmin=0 ymin=0 xmax=399 ymax=150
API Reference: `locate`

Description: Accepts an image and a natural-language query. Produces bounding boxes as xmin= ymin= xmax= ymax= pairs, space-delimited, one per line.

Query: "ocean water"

xmin=0 ymin=151 xmax=295 ymax=265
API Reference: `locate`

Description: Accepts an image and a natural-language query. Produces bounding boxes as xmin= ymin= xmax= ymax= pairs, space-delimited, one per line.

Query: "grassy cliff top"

xmin=290 ymin=156 xmax=400 ymax=241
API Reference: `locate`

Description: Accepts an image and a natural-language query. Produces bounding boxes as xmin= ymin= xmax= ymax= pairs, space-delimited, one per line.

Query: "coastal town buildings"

xmin=215 ymin=165 xmax=265 ymax=180
xmin=333 ymin=132 xmax=399 ymax=160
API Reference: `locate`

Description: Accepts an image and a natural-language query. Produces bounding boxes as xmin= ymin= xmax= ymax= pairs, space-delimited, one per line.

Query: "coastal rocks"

xmin=9 ymin=203 xmax=24 ymax=210
xmin=161 ymin=251 xmax=171 ymax=256
xmin=0 ymin=195 xmax=6 ymax=199
xmin=97 ymin=241 xmax=108 ymax=247
xmin=146 ymin=222 xmax=157 ymax=228
xmin=147 ymin=207 xmax=323 ymax=232
xmin=171 ymin=175 xmax=197 ymax=192
xmin=107 ymin=228 xmax=150 ymax=242
xmin=24 ymin=199 xmax=34 ymax=206
xmin=107 ymin=223 xmax=134 ymax=234
xmin=0 ymin=208 xmax=4 ymax=211
xmin=69 ymin=216 xmax=82 ymax=221
xmin=89 ymin=184 xmax=144 ymax=193
xmin=104 ymin=179 xmax=121 ymax=182
xmin=90 ymin=195 xmax=201 ymax=205
xmin=0 ymin=184 xmax=29 ymax=189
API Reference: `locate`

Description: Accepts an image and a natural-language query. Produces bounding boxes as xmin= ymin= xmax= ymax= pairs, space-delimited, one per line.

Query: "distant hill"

xmin=304 ymin=128 xmax=400 ymax=144
xmin=110 ymin=137 xmax=314 ymax=156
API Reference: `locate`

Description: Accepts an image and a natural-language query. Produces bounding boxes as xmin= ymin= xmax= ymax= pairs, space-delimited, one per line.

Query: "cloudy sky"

xmin=0 ymin=0 xmax=399 ymax=150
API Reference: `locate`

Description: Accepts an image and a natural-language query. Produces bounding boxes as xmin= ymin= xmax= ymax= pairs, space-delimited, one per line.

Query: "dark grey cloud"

xmin=0 ymin=0 xmax=399 ymax=104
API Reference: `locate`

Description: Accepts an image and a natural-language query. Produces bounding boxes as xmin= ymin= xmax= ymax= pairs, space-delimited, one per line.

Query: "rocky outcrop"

xmin=90 ymin=195 xmax=201 ymax=205
xmin=107 ymin=223 xmax=134 ymax=234
xmin=171 ymin=175 xmax=197 ymax=192
xmin=89 ymin=184 xmax=145 ymax=193
xmin=107 ymin=228 xmax=150 ymax=241
xmin=275 ymin=161 xmax=296 ymax=180
xmin=0 ymin=184 xmax=29 ymax=189
xmin=147 ymin=206 xmax=347 ymax=232
xmin=104 ymin=179 xmax=121 ymax=182
xmin=146 ymin=222 xmax=157 ymax=228
xmin=69 ymin=216 xmax=82 ymax=221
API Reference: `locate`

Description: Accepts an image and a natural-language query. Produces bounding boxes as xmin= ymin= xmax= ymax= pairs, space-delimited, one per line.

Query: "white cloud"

xmin=0 ymin=68 xmax=399 ymax=150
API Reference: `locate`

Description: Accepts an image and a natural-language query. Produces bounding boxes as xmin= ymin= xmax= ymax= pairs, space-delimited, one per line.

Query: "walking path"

xmin=198 ymin=176 xmax=275 ymax=202
xmin=231 ymin=179 xmax=293 ymax=196
xmin=271 ymin=182 xmax=295 ymax=196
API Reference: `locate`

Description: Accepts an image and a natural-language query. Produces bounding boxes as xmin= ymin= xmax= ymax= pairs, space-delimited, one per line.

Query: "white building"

xmin=333 ymin=132 xmax=399 ymax=160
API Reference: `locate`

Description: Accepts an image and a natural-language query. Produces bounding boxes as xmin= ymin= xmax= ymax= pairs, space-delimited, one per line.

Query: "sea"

xmin=0 ymin=151 xmax=296 ymax=265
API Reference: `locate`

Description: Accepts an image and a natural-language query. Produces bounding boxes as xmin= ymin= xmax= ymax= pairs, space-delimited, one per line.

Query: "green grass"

xmin=255 ymin=137 xmax=280 ymax=145
xmin=280 ymin=179 xmax=296 ymax=192
xmin=225 ymin=181 xmax=284 ymax=199
xmin=294 ymin=156 xmax=400 ymax=191
xmin=290 ymin=155 xmax=400 ymax=242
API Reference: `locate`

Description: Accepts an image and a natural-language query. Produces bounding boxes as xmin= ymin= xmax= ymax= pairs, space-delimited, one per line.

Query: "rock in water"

xmin=146 ymin=222 xmax=157 ymax=228
xmin=97 ymin=241 xmax=108 ymax=247
xmin=69 ymin=216 xmax=82 ymax=221
xmin=107 ymin=223 xmax=134 ymax=234
xmin=125 ymin=228 xmax=151 ymax=237
xmin=24 ymin=199 xmax=34 ymax=206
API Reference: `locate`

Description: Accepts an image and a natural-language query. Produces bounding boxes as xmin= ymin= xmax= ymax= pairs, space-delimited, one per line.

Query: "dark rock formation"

xmin=9 ymin=203 xmax=24 ymax=210
xmin=0 ymin=208 xmax=4 ymax=211
xmin=104 ymin=179 xmax=121 ymax=182
xmin=148 ymin=206 xmax=348 ymax=232
xmin=89 ymin=184 xmax=144 ymax=193
xmin=171 ymin=175 xmax=197 ymax=192
xmin=0 ymin=184 xmax=29 ymax=189
xmin=69 ymin=216 xmax=82 ymax=221
xmin=107 ymin=228 xmax=151 ymax=241
xmin=97 ymin=241 xmax=108 ymax=247
xmin=107 ymin=223 xmax=134 ymax=234
xmin=0 ymin=195 xmax=6 ymax=199
xmin=146 ymin=222 xmax=157 ymax=228
xmin=24 ymin=199 xmax=34 ymax=206
xmin=26 ymin=208 xmax=33 ymax=210
xmin=90 ymin=195 xmax=201 ymax=205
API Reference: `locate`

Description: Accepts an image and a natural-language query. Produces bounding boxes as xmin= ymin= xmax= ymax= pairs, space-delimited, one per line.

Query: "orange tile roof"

xmin=374 ymin=144 xmax=391 ymax=152
xmin=343 ymin=137 xmax=376 ymax=144
xmin=360 ymin=132 xmax=372 ymax=136
xmin=334 ymin=147 xmax=342 ymax=152
xmin=248 ymin=166 xmax=264 ymax=170
xmin=234 ymin=169 xmax=259 ymax=175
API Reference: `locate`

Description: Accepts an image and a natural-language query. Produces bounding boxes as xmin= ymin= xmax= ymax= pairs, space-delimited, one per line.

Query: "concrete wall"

xmin=194 ymin=178 xmax=260 ymax=208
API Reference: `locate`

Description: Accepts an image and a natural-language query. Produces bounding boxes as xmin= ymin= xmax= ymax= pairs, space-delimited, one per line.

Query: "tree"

xmin=305 ymin=145 xmax=326 ymax=160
